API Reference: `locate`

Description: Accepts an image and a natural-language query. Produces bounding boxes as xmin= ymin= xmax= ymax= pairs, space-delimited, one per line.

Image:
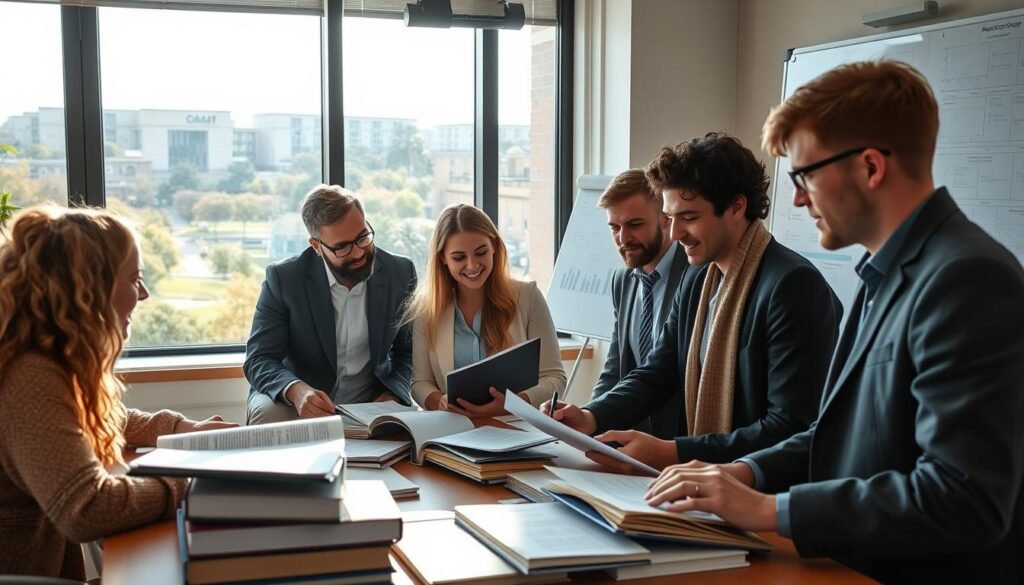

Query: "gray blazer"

xmin=590 ymin=245 xmax=691 ymax=439
xmin=747 ymin=189 xmax=1024 ymax=583
xmin=243 ymin=246 xmax=417 ymax=406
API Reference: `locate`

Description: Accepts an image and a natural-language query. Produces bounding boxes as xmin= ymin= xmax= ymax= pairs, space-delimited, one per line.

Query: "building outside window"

xmin=0 ymin=0 xmax=564 ymax=353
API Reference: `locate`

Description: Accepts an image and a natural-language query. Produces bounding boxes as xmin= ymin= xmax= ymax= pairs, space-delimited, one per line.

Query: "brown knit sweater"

xmin=0 ymin=352 xmax=188 ymax=580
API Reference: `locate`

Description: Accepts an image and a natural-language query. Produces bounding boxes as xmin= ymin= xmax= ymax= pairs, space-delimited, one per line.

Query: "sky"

xmin=0 ymin=2 xmax=537 ymax=129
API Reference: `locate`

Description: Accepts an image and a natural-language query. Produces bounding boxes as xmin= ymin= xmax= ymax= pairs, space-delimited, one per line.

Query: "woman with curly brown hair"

xmin=0 ymin=205 xmax=235 ymax=580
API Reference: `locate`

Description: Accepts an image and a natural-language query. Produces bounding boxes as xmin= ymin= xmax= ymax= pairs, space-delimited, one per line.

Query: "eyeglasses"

xmin=788 ymin=147 xmax=891 ymax=191
xmin=316 ymin=225 xmax=375 ymax=259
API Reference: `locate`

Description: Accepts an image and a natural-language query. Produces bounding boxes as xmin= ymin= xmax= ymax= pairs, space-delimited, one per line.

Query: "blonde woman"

xmin=0 ymin=206 xmax=236 ymax=580
xmin=405 ymin=204 xmax=566 ymax=416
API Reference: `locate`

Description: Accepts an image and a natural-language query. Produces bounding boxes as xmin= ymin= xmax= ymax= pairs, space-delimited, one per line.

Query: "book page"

xmin=371 ymin=411 xmax=473 ymax=464
xmin=336 ymin=402 xmax=419 ymax=426
xmin=425 ymin=426 xmax=554 ymax=453
xmin=547 ymin=467 xmax=722 ymax=522
xmin=131 ymin=438 xmax=345 ymax=480
xmin=155 ymin=416 xmax=344 ymax=451
xmin=503 ymin=391 xmax=659 ymax=476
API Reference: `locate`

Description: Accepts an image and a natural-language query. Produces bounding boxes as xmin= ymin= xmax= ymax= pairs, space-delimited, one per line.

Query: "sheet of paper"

xmin=155 ymin=416 xmax=344 ymax=451
xmin=428 ymin=426 xmax=554 ymax=452
xmin=503 ymin=391 xmax=659 ymax=476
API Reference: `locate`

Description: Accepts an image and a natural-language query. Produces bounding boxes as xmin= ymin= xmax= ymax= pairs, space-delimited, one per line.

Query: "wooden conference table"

xmin=105 ymin=434 xmax=874 ymax=585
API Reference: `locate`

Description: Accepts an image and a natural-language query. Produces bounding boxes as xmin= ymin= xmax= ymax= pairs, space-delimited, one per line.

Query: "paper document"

xmin=156 ymin=416 xmax=343 ymax=451
xmin=428 ymin=426 xmax=554 ymax=453
xmin=503 ymin=391 xmax=658 ymax=476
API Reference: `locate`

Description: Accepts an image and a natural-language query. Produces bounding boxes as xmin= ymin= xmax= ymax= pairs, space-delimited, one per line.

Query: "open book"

xmin=129 ymin=417 xmax=345 ymax=482
xmin=336 ymin=401 xmax=420 ymax=439
xmin=336 ymin=405 xmax=555 ymax=465
xmin=447 ymin=337 xmax=540 ymax=405
xmin=543 ymin=467 xmax=771 ymax=552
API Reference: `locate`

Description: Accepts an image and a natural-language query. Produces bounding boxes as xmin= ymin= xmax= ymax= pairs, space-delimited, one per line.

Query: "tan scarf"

xmin=684 ymin=219 xmax=772 ymax=436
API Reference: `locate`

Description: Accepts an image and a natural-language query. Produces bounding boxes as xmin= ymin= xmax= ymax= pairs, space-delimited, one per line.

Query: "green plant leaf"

xmin=0 ymin=144 xmax=17 ymax=156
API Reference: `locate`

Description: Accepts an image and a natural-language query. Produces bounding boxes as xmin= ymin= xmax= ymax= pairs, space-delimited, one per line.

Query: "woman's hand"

xmin=447 ymin=387 xmax=512 ymax=418
xmin=174 ymin=415 xmax=239 ymax=434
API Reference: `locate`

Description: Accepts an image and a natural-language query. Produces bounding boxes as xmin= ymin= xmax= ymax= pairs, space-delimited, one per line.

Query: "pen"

xmin=548 ymin=389 xmax=558 ymax=419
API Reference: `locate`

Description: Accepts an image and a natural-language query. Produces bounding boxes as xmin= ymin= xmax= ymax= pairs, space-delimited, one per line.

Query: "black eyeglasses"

xmin=788 ymin=147 xmax=891 ymax=191
xmin=316 ymin=225 xmax=375 ymax=259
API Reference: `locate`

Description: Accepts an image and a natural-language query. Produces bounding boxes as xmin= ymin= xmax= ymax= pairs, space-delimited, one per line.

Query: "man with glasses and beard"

xmin=589 ymin=169 xmax=693 ymax=439
xmin=245 ymin=185 xmax=417 ymax=424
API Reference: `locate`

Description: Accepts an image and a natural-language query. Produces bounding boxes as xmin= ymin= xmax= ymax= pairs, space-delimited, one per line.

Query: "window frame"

xmin=51 ymin=0 xmax=573 ymax=357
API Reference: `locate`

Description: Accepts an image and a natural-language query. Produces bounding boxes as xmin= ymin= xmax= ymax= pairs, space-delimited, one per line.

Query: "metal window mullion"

xmin=474 ymin=28 xmax=498 ymax=222
xmin=553 ymin=0 xmax=573 ymax=256
xmin=61 ymin=5 xmax=105 ymax=207
xmin=324 ymin=0 xmax=344 ymax=185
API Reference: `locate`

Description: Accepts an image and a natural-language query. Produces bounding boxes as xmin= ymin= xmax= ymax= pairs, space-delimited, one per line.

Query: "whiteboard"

xmin=546 ymin=175 xmax=620 ymax=340
xmin=772 ymin=8 xmax=1024 ymax=313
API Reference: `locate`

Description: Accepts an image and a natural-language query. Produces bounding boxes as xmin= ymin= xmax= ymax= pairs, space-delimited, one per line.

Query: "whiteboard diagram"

xmin=773 ymin=9 xmax=1024 ymax=312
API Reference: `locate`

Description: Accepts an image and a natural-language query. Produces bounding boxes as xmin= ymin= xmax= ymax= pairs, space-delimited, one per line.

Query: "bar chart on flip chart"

xmin=546 ymin=175 xmax=621 ymax=340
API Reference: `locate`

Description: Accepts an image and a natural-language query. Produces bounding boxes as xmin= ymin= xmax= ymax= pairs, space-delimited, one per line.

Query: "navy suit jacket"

xmin=244 ymin=246 xmax=417 ymax=406
xmin=747 ymin=189 xmax=1024 ymax=583
xmin=590 ymin=245 xmax=692 ymax=439
xmin=586 ymin=238 xmax=842 ymax=463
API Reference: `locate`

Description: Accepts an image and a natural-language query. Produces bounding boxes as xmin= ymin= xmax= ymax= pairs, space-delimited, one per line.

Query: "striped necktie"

xmin=636 ymin=270 xmax=661 ymax=362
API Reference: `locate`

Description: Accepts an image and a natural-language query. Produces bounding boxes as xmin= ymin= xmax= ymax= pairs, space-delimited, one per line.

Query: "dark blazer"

xmin=244 ymin=246 xmax=417 ymax=406
xmin=746 ymin=189 xmax=1024 ymax=583
xmin=591 ymin=244 xmax=692 ymax=439
xmin=586 ymin=237 xmax=842 ymax=463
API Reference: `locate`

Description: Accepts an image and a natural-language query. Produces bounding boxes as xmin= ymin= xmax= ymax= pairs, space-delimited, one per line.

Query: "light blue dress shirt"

xmin=453 ymin=307 xmax=486 ymax=370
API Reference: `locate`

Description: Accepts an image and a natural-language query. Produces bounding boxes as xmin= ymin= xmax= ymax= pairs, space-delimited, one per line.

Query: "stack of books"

xmin=131 ymin=418 xmax=402 ymax=585
xmin=181 ymin=480 xmax=400 ymax=585
xmin=337 ymin=403 xmax=557 ymax=484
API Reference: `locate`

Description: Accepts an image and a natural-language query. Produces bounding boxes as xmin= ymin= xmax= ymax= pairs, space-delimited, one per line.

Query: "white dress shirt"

xmin=323 ymin=258 xmax=376 ymax=404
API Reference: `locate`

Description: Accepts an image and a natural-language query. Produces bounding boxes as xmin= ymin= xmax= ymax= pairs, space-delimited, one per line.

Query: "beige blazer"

xmin=411 ymin=279 xmax=567 ymax=408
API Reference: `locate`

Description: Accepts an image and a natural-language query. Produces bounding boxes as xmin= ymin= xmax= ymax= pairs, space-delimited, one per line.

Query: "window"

xmin=98 ymin=7 xmax=322 ymax=349
xmin=342 ymin=17 xmax=474 ymax=275
xmin=10 ymin=0 xmax=567 ymax=355
xmin=500 ymin=25 xmax=557 ymax=289
xmin=0 ymin=2 xmax=68 ymax=209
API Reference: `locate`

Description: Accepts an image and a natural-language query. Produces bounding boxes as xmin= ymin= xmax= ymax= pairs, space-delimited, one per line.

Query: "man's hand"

xmin=585 ymin=430 xmax=678 ymax=472
xmin=644 ymin=461 xmax=776 ymax=532
xmin=539 ymin=400 xmax=597 ymax=435
xmin=285 ymin=382 xmax=336 ymax=418
xmin=174 ymin=415 xmax=238 ymax=434
xmin=448 ymin=387 xmax=510 ymax=418
xmin=374 ymin=391 xmax=399 ymax=403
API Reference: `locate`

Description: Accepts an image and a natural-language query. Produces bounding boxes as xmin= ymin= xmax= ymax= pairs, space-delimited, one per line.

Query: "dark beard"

xmin=329 ymin=246 xmax=375 ymax=285
xmin=618 ymin=229 xmax=662 ymax=268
